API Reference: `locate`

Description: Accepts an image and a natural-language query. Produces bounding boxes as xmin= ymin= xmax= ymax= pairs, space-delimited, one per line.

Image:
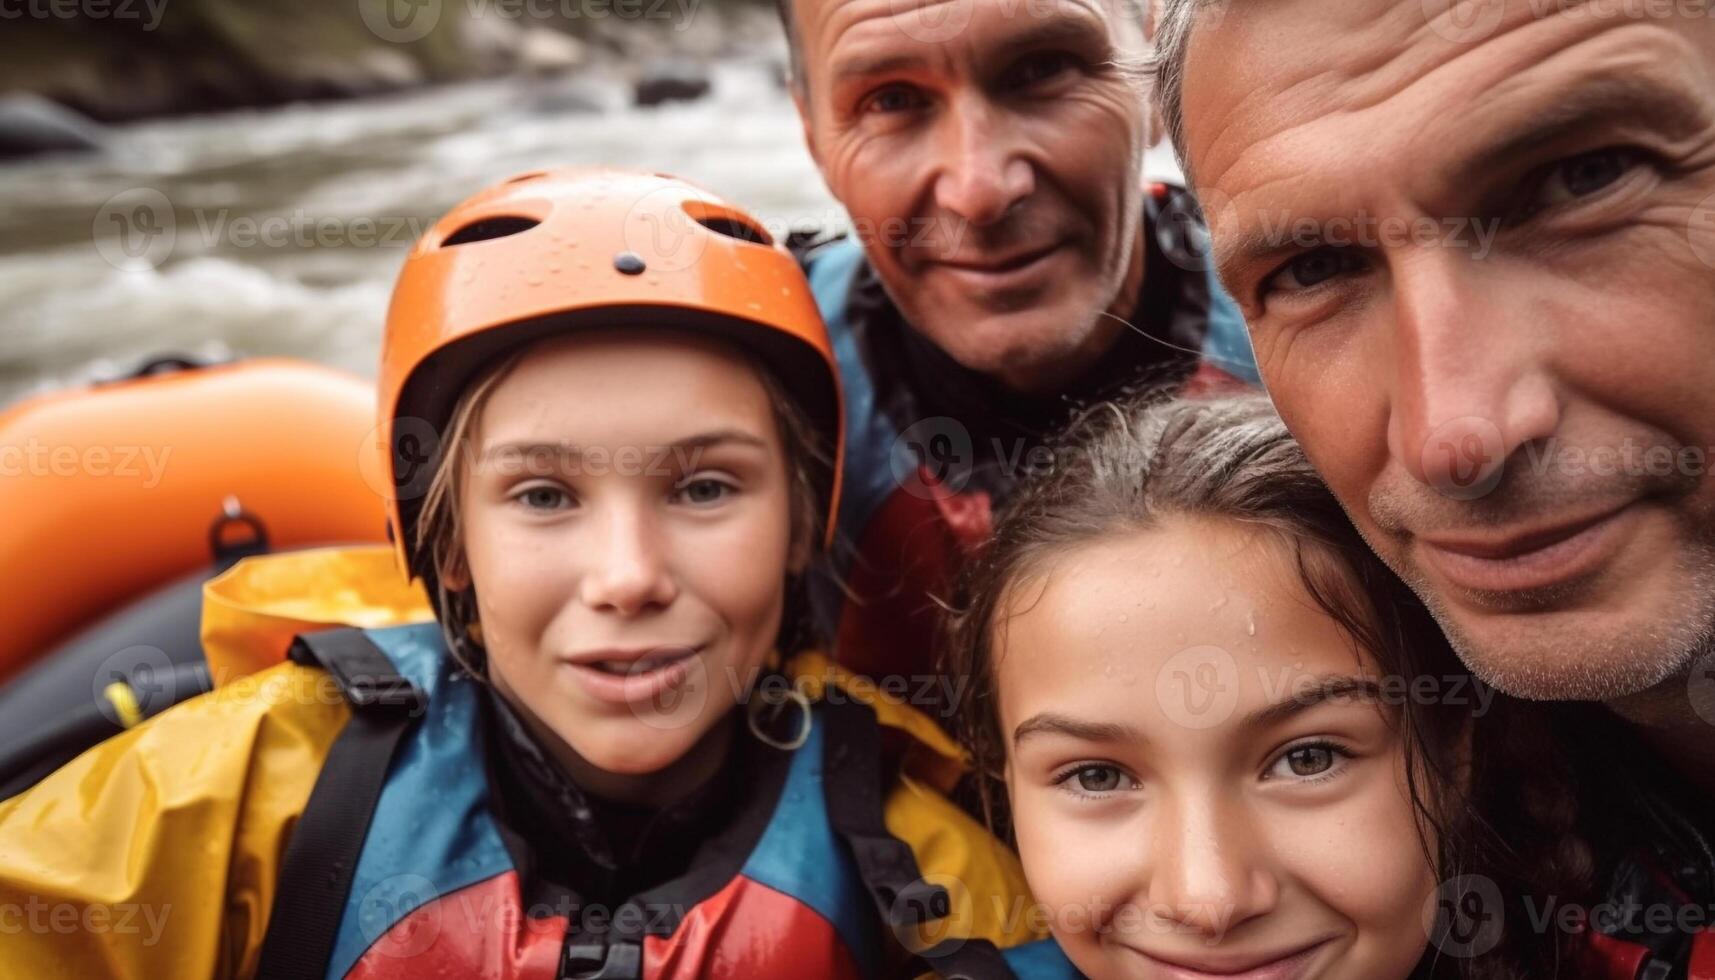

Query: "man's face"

xmin=791 ymin=0 xmax=1151 ymax=392
xmin=1181 ymin=0 xmax=1715 ymax=703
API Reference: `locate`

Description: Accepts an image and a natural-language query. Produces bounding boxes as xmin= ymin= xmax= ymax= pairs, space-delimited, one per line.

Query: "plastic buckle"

xmin=562 ymin=938 xmax=642 ymax=980
xmin=308 ymin=648 xmax=426 ymax=714
xmin=338 ymin=670 xmax=426 ymax=712
xmin=849 ymin=835 xmax=950 ymax=927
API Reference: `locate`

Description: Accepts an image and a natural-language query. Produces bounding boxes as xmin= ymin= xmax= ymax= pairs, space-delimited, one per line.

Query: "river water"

xmin=0 ymin=58 xmax=1180 ymax=407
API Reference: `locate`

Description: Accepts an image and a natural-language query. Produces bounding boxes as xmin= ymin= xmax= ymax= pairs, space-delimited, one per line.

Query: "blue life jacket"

xmin=254 ymin=623 xmax=1004 ymax=980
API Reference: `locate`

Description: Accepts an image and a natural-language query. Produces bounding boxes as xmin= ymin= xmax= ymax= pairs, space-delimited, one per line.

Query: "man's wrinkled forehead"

xmin=794 ymin=0 xmax=1135 ymax=81
xmin=1183 ymin=0 xmax=1519 ymax=184
xmin=1181 ymin=0 xmax=1715 ymax=261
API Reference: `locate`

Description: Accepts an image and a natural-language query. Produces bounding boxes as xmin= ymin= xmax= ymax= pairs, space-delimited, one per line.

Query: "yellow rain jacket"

xmin=0 ymin=546 xmax=1045 ymax=979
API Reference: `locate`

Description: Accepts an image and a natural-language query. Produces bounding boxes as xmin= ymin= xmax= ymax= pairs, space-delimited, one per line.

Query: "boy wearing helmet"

xmin=0 ymin=170 xmax=1042 ymax=979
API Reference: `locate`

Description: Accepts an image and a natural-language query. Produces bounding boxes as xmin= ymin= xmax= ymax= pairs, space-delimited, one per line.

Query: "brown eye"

xmin=1514 ymin=147 xmax=1646 ymax=222
xmin=1284 ymin=745 xmax=1335 ymax=777
xmin=1008 ymin=51 xmax=1078 ymax=90
xmin=864 ymin=84 xmax=927 ymax=115
xmin=1556 ymin=148 xmax=1634 ymax=198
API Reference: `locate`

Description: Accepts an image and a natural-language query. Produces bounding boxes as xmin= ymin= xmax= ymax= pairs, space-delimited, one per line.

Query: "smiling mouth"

xmin=584 ymin=650 xmax=698 ymax=676
xmin=930 ymin=242 xmax=1063 ymax=275
xmin=1412 ymin=500 xmax=1641 ymax=597
xmin=1132 ymin=938 xmax=1330 ymax=979
xmin=569 ymin=645 xmax=703 ymax=676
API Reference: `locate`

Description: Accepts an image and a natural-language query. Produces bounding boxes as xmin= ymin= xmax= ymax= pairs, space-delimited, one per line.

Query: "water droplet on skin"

xmin=1118 ymin=613 xmax=1129 ymax=623
xmin=1209 ymin=593 xmax=1229 ymax=611
xmin=1246 ymin=612 xmax=1257 ymax=636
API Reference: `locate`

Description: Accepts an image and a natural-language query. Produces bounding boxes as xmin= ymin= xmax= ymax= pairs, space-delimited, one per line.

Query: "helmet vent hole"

xmin=694 ymin=215 xmax=771 ymax=246
xmin=441 ymin=216 xmax=540 ymax=248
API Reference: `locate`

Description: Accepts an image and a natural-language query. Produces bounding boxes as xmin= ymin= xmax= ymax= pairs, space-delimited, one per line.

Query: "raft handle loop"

xmin=208 ymin=495 xmax=270 ymax=571
xmin=95 ymin=350 xmax=233 ymax=385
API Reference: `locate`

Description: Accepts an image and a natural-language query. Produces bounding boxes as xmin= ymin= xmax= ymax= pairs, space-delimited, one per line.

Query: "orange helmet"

xmin=378 ymin=168 xmax=843 ymax=585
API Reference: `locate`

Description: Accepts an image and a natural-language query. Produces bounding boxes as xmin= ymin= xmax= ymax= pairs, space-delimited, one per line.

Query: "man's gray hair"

xmin=1148 ymin=0 xmax=1215 ymax=186
xmin=774 ymin=0 xmax=806 ymax=99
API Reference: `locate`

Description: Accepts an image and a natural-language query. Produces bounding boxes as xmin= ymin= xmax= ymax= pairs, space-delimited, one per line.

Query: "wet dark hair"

xmin=944 ymin=391 xmax=1590 ymax=980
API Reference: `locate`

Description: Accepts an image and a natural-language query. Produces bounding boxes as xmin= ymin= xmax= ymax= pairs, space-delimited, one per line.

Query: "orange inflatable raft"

xmin=0 ymin=356 xmax=389 ymax=684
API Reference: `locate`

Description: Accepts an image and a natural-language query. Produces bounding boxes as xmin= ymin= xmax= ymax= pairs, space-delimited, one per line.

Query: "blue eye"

xmin=674 ymin=477 xmax=734 ymax=506
xmin=514 ymin=485 xmax=571 ymax=511
xmin=1263 ymin=247 xmax=1366 ymax=295
xmin=1053 ymin=763 xmax=1136 ymax=797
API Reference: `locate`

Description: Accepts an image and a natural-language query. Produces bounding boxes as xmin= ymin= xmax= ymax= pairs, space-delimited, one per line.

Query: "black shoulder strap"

xmin=255 ymin=628 xmax=427 ymax=980
xmin=820 ymin=697 xmax=1025 ymax=978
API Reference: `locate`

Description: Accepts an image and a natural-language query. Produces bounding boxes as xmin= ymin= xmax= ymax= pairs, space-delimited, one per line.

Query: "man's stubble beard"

xmin=1394 ymin=523 xmax=1715 ymax=705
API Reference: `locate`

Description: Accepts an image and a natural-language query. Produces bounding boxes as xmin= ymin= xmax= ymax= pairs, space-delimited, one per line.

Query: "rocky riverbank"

xmin=0 ymin=0 xmax=781 ymax=137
